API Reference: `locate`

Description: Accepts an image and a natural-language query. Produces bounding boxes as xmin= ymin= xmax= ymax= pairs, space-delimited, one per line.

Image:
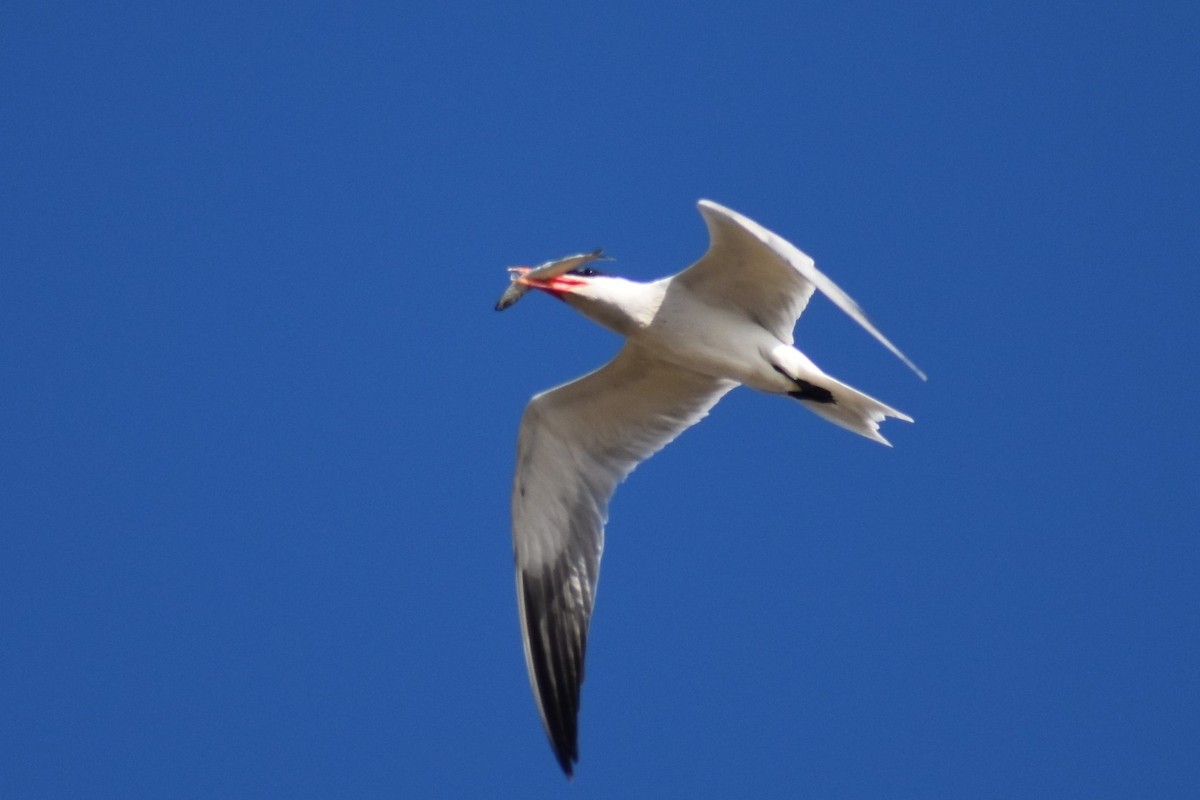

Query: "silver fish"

xmin=495 ymin=249 xmax=609 ymax=311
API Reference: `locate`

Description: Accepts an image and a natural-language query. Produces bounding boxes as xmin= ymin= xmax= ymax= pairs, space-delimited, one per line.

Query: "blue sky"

xmin=3 ymin=2 xmax=1198 ymax=797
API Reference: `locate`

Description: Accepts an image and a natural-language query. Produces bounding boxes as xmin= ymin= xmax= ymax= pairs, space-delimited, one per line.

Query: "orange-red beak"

xmin=511 ymin=267 xmax=586 ymax=297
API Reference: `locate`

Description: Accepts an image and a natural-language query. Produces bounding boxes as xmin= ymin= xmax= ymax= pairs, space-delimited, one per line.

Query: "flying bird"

xmin=495 ymin=200 xmax=924 ymax=776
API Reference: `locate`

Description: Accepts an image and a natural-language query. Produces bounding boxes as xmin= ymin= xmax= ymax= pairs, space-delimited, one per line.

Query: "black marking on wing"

xmin=521 ymin=566 xmax=588 ymax=777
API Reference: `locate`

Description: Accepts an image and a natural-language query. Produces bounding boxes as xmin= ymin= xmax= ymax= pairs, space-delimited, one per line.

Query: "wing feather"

xmin=679 ymin=200 xmax=925 ymax=380
xmin=511 ymin=343 xmax=735 ymax=775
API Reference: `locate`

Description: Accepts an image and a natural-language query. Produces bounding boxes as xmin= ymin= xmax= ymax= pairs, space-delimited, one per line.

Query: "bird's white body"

xmin=573 ymin=277 xmax=794 ymax=392
xmin=497 ymin=200 xmax=924 ymax=776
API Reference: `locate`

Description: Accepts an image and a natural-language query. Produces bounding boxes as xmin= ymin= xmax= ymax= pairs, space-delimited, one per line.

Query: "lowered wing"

xmin=511 ymin=343 xmax=735 ymax=775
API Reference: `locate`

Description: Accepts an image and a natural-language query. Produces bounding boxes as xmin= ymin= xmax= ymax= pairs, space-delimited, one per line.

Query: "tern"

xmin=496 ymin=200 xmax=924 ymax=776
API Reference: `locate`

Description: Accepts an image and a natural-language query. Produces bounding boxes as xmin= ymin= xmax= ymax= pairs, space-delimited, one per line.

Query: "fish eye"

xmin=568 ymin=267 xmax=603 ymax=277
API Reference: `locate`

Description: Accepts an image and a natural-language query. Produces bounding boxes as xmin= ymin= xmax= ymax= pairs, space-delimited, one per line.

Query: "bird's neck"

xmin=565 ymin=278 xmax=665 ymax=337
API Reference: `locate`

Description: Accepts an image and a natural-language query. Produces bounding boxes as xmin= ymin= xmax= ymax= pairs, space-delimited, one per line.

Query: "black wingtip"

xmin=520 ymin=570 xmax=586 ymax=778
xmin=555 ymin=750 xmax=576 ymax=779
xmin=549 ymin=717 xmax=578 ymax=777
xmin=546 ymin=711 xmax=579 ymax=778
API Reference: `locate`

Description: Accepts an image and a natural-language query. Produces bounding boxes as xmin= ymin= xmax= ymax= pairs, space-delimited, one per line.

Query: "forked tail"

xmin=771 ymin=346 xmax=913 ymax=446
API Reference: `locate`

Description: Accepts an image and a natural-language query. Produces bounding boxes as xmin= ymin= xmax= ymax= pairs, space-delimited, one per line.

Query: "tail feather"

xmin=770 ymin=344 xmax=913 ymax=445
xmin=796 ymin=375 xmax=911 ymax=445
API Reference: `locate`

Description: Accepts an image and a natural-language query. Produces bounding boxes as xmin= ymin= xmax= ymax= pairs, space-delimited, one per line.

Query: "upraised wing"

xmin=678 ymin=200 xmax=925 ymax=380
xmin=511 ymin=343 xmax=735 ymax=775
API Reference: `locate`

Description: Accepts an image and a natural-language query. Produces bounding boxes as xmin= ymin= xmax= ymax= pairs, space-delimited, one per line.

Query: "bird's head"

xmin=511 ymin=265 xmax=606 ymax=299
xmin=511 ymin=265 xmax=659 ymax=335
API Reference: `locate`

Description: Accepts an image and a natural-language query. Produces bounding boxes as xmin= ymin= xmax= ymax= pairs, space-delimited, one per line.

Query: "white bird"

xmin=497 ymin=200 xmax=924 ymax=776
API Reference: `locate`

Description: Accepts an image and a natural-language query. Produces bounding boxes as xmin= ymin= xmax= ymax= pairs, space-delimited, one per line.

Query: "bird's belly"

xmin=634 ymin=310 xmax=792 ymax=393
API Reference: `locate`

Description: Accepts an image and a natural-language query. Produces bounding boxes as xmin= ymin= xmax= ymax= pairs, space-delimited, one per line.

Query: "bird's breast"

xmin=635 ymin=301 xmax=787 ymax=392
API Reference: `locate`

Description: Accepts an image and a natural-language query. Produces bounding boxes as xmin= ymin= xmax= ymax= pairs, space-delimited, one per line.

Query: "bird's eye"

xmin=569 ymin=267 xmax=602 ymax=277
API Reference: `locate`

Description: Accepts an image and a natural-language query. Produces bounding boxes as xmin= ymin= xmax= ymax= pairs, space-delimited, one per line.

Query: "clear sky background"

xmin=3 ymin=2 xmax=1198 ymax=797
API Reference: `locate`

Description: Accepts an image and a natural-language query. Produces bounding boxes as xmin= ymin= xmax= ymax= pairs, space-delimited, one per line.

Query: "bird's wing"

xmin=677 ymin=200 xmax=925 ymax=380
xmin=512 ymin=343 xmax=735 ymax=775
